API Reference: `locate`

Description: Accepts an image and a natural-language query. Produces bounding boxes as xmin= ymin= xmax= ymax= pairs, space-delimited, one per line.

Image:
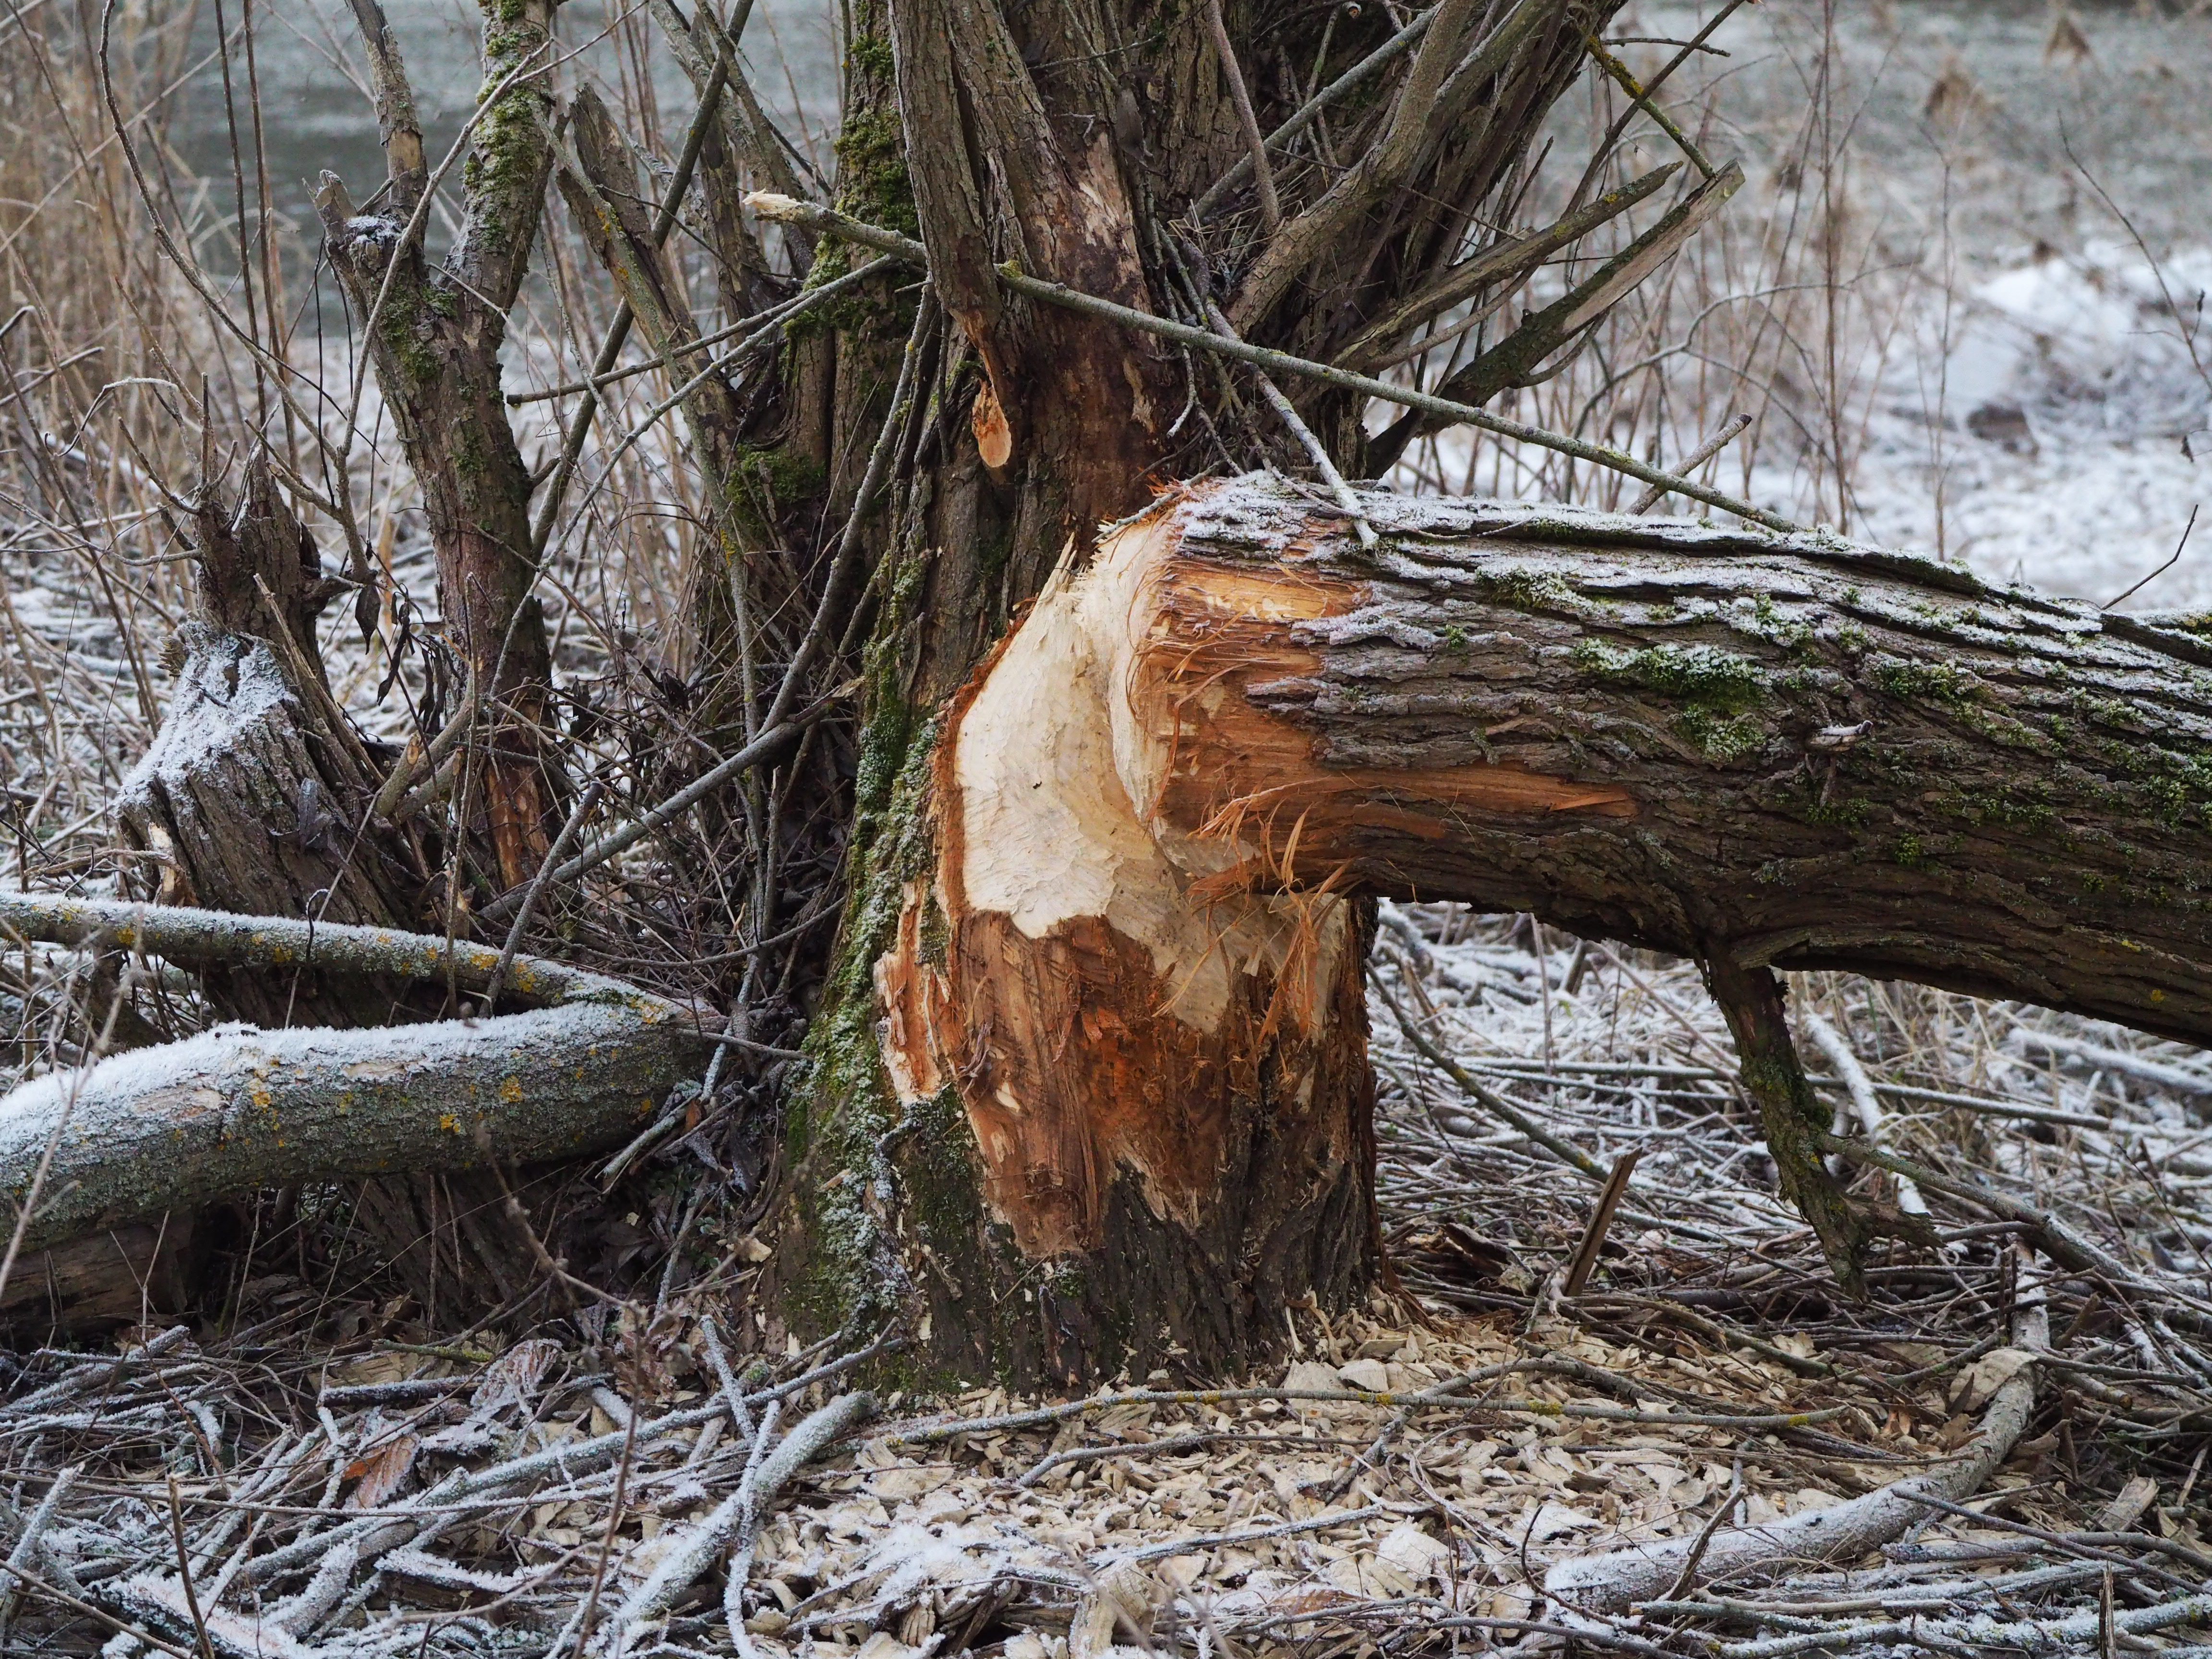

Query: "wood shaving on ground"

xmin=0 ymin=910 xmax=2205 ymax=1658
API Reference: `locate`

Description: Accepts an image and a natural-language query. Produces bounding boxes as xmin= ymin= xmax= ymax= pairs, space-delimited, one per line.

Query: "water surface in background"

xmin=168 ymin=0 xmax=841 ymax=261
xmin=1630 ymin=0 xmax=2212 ymax=258
xmin=162 ymin=0 xmax=2211 ymax=266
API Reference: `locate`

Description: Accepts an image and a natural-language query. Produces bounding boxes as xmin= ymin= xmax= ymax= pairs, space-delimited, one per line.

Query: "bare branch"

xmin=1227 ymin=0 xmax=1538 ymax=333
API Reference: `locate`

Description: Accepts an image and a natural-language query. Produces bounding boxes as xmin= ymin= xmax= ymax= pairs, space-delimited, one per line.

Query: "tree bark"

xmin=1114 ymin=479 xmax=2212 ymax=1037
xmin=775 ymin=475 xmax=2212 ymax=1380
xmin=0 ymin=897 xmax=706 ymax=1258
xmin=755 ymin=0 xmax=1677 ymax=1386
xmin=314 ymin=0 xmax=565 ymax=895
xmin=37 ymin=474 xmax=2209 ymax=1358
xmin=117 ymin=457 xmax=428 ymax=1028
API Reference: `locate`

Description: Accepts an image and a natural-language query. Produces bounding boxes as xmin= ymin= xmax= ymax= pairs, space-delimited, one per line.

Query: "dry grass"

xmin=1383 ymin=0 xmax=2212 ymax=562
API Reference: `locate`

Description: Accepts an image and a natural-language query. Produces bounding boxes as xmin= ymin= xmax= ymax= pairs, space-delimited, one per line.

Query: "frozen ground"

xmin=1848 ymin=239 xmax=2210 ymax=606
xmin=1633 ymin=0 xmax=2212 ymax=604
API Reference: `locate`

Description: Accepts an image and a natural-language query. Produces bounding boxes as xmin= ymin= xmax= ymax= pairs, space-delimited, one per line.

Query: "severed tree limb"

xmin=1545 ymin=1271 xmax=2049 ymax=1612
xmin=0 ymin=896 xmax=708 ymax=1255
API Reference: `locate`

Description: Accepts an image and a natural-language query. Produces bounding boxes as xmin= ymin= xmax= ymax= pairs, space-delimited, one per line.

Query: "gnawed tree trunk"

xmin=774 ymin=475 xmax=2212 ymax=1381
xmin=757 ymin=0 xmax=1688 ymax=1385
xmin=24 ymin=481 xmax=2212 ymax=1361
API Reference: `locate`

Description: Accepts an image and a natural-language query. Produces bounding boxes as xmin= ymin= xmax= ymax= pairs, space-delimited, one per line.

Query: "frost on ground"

xmin=0 ymin=910 xmax=2207 ymax=1657
xmin=1851 ymin=240 xmax=2211 ymax=606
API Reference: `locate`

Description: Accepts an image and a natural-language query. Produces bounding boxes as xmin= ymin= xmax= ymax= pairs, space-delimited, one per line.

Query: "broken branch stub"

xmin=0 ymin=896 xmax=707 ymax=1254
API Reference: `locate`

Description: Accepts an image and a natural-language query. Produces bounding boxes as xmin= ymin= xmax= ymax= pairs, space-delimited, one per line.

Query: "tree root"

xmin=0 ymin=895 xmax=709 ymax=1254
xmin=1544 ymin=1280 xmax=2049 ymax=1614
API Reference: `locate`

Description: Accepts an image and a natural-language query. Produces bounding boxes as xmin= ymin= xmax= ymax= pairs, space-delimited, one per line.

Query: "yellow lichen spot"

xmin=500 ymin=1075 xmax=523 ymax=1104
xmin=2152 ymin=987 xmax=2167 ymax=1002
xmin=439 ymin=1113 xmax=460 ymax=1134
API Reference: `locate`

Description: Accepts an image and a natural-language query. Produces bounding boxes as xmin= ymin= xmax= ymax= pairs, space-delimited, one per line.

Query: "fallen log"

xmin=1102 ymin=477 xmax=2212 ymax=1033
xmin=849 ymin=474 xmax=2212 ymax=1371
xmin=17 ymin=473 xmax=2212 ymax=1357
xmin=0 ymin=895 xmax=707 ymax=1255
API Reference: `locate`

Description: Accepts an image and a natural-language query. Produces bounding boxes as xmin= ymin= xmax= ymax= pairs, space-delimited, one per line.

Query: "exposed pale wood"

xmin=1089 ymin=478 xmax=2212 ymax=1044
xmin=844 ymin=475 xmax=2212 ymax=1379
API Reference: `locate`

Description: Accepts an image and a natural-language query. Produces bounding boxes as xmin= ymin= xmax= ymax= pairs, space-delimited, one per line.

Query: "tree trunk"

xmin=1107 ymin=479 xmax=2212 ymax=1037
xmin=770 ymin=473 xmax=2212 ymax=1381
xmin=313 ymin=0 xmax=565 ymax=897
xmin=28 ymin=474 xmax=2212 ymax=1357
xmin=0 ymin=897 xmax=706 ymax=1257
xmin=754 ymin=0 xmax=1649 ymax=1384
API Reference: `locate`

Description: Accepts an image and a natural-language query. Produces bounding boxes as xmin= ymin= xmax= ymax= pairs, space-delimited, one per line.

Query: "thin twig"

xmin=1202 ymin=0 xmax=1279 ymax=230
xmin=484 ymin=778 xmax=607 ymax=1010
xmin=165 ymin=1474 xmax=217 ymax=1659
xmin=746 ymin=194 xmax=1798 ymax=531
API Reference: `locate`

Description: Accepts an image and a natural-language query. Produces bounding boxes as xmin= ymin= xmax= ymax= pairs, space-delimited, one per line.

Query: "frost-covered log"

xmin=825 ymin=475 xmax=2212 ymax=1379
xmin=0 ymin=896 xmax=707 ymax=1255
xmin=1104 ymin=477 xmax=2212 ymax=1033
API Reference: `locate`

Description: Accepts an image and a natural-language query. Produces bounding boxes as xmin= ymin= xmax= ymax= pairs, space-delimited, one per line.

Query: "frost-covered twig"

xmin=1547 ymin=1268 xmax=2050 ymax=1611
xmin=1800 ymin=1009 xmax=1924 ymax=1215
xmin=606 ymin=1391 xmax=873 ymax=1654
xmin=0 ymin=895 xmax=707 ymax=1252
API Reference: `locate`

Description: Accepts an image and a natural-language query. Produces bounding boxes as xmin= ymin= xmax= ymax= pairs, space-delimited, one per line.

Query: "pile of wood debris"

xmin=0 ymin=908 xmax=2207 ymax=1657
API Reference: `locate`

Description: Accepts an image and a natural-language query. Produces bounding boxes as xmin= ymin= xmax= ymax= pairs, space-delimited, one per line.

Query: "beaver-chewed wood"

xmin=1123 ymin=477 xmax=2212 ymax=1040
xmin=859 ymin=475 xmax=2212 ymax=1378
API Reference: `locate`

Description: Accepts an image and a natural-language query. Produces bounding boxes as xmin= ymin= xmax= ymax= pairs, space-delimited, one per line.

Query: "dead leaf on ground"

xmin=346 ymin=1433 xmax=420 ymax=1509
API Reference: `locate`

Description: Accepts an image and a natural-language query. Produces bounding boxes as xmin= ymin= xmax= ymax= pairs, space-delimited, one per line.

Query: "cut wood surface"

xmin=870 ymin=475 xmax=2212 ymax=1370
xmin=0 ymin=896 xmax=707 ymax=1254
xmin=1100 ymin=476 xmax=2212 ymax=1040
